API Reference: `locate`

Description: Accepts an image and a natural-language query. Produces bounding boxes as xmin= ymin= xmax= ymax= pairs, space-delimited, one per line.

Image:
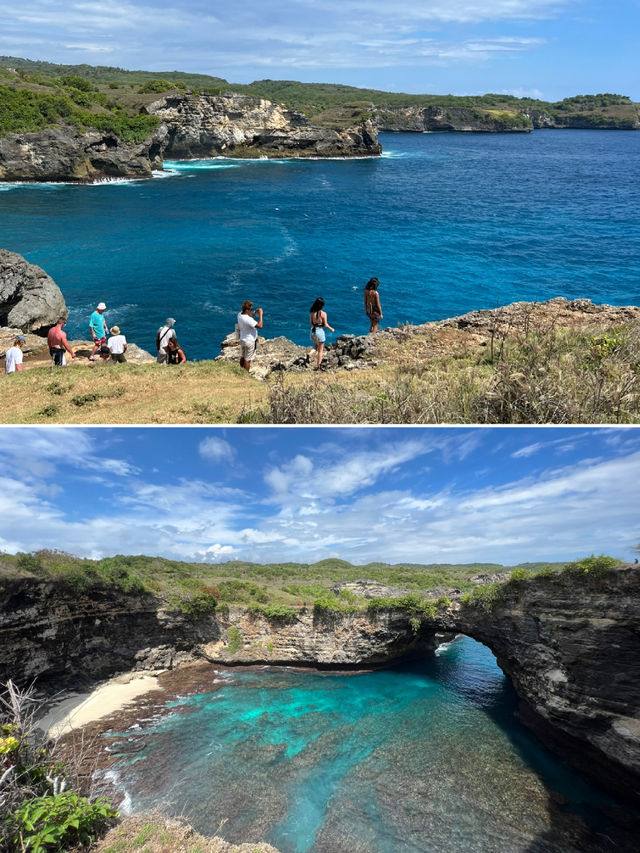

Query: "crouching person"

xmin=108 ymin=326 xmax=127 ymax=363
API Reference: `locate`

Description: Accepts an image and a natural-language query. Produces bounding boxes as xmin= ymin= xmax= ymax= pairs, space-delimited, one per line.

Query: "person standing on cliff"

xmin=237 ymin=301 xmax=263 ymax=372
xmin=156 ymin=318 xmax=177 ymax=364
xmin=88 ymin=302 xmax=108 ymax=361
xmin=309 ymin=297 xmax=334 ymax=368
xmin=47 ymin=316 xmax=77 ymax=366
xmin=364 ymin=277 xmax=383 ymax=333
xmin=4 ymin=336 xmax=25 ymax=374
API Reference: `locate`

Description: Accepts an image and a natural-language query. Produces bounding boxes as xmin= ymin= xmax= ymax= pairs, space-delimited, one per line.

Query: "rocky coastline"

xmin=0 ymin=92 xmax=381 ymax=183
xmin=2 ymin=564 xmax=639 ymax=810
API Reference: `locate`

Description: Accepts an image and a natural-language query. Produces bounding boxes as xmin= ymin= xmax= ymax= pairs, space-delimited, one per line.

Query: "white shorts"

xmin=241 ymin=339 xmax=257 ymax=361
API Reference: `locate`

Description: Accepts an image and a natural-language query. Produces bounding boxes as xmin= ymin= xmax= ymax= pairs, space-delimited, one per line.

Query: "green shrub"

xmin=248 ymin=604 xmax=299 ymax=623
xmin=227 ymin=626 xmax=242 ymax=654
xmin=59 ymin=75 xmax=94 ymax=92
xmin=180 ymin=592 xmax=218 ymax=617
xmin=8 ymin=792 xmax=117 ymax=852
xmin=507 ymin=568 xmax=532 ymax=584
xmin=138 ymin=79 xmax=176 ymax=94
xmin=562 ymin=554 xmax=619 ymax=578
xmin=461 ymin=583 xmax=503 ymax=612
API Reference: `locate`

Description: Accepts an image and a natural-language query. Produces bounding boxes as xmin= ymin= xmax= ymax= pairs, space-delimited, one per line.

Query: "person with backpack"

xmin=156 ymin=318 xmax=177 ymax=363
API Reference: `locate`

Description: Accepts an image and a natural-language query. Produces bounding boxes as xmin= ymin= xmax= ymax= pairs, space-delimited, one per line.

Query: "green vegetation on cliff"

xmin=1 ymin=550 xmax=564 ymax=618
xmin=1 ymin=55 xmax=637 ymax=136
xmin=0 ymin=80 xmax=159 ymax=141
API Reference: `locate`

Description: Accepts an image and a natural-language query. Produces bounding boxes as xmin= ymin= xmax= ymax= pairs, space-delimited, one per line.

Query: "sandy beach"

xmin=39 ymin=672 xmax=162 ymax=738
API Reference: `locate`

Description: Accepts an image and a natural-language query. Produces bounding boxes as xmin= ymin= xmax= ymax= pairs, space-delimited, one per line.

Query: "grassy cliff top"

xmin=0 ymin=549 xmax=565 ymax=609
xmin=2 ymin=301 xmax=639 ymax=424
xmin=1 ymin=56 xmax=637 ymax=133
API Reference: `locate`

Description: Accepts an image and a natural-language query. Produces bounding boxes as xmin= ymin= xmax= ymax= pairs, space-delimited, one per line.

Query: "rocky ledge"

xmin=374 ymin=105 xmax=532 ymax=133
xmin=216 ymin=297 xmax=640 ymax=380
xmin=0 ymin=248 xmax=66 ymax=333
xmin=0 ymin=125 xmax=167 ymax=183
xmin=145 ymin=92 xmax=381 ymax=158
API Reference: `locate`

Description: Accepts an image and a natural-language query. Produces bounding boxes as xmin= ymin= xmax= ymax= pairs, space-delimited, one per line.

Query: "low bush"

xmin=562 ymin=554 xmax=619 ymax=578
xmin=1 ymin=681 xmax=117 ymax=852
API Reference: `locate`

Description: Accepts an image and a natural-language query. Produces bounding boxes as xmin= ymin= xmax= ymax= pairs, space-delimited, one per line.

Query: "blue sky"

xmin=1 ymin=1 xmax=638 ymax=101
xmin=1 ymin=426 xmax=638 ymax=565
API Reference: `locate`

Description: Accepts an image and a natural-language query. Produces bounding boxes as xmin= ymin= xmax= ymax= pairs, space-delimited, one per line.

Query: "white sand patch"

xmin=40 ymin=672 xmax=162 ymax=738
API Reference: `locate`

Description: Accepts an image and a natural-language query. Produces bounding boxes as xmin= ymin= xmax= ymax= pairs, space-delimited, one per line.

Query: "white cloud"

xmin=199 ymin=436 xmax=235 ymax=464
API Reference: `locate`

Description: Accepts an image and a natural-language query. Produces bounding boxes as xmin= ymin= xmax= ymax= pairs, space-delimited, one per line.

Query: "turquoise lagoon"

xmin=1 ymin=130 xmax=640 ymax=359
xmin=104 ymin=637 xmax=629 ymax=853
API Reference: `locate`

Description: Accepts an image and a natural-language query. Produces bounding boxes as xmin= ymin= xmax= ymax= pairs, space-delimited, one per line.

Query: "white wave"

xmin=380 ymin=150 xmax=408 ymax=159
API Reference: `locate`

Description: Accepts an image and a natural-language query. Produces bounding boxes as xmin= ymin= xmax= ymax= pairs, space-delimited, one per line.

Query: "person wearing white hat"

xmin=5 ymin=336 xmax=25 ymax=374
xmin=89 ymin=302 xmax=108 ymax=362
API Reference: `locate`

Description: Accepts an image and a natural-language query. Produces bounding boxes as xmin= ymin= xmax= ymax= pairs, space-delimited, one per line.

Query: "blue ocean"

xmin=105 ymin=637 xmax=629 ymax=853
xmin=1 ymin=130 xmax=639 ymax=360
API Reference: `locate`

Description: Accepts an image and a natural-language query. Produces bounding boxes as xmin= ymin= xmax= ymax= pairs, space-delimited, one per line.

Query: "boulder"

xmin=0 ymin=250 xmax=67 ymax=334
xmin=0 ymin=327 xmax=47 ymax=357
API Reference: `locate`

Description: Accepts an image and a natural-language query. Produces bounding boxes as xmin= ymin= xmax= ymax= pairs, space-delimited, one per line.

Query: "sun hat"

xmin=110 ymin=326 xmax=120 ymax=335
xmin=16 ymin=335 xmax=25 ymax=342
xmin=97 ymin=302 xmax=107 ymax=310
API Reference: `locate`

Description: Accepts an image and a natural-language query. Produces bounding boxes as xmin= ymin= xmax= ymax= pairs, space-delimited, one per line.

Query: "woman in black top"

xmin=165 ymin=337 xmax=186 ymax=364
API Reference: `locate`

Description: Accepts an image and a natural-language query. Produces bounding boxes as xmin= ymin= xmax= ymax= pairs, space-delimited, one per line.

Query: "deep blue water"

xmin=105 ymin=637 xmax=626 ymax=853
xmin=1 ymin=130 xmax=639 ymax=359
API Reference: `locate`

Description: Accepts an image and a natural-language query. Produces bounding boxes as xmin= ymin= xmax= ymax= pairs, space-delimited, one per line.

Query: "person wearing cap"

xmin=88 ymin=302 xmax=108 ymax=361
xmin=107 ymin=325 xmax=127 ymax=363
xmin=156 ymin=317 xmax=176 ymax=364
xmin=4 ymin=336 xmax=25 ymax=374
xmin=47 ymin=316 xmax=77 ymax=366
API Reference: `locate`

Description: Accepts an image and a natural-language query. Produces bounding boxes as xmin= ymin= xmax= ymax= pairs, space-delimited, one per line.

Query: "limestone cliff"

xmin=0 ymin=125 xmax=166 ymax=183
xmin=145 ymin=92 xmax=381 ymax=158
xmin=373 ymin=105 xmax=532 ymax=133
xmin=450 ymin=566 xmax=640 ymax=806
xmin=0 ymin=249 xmax=67 ymax=334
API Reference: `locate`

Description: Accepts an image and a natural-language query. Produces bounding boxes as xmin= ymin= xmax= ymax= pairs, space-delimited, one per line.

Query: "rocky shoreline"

xmin=0 ymin=92 xmax=381 ymax=183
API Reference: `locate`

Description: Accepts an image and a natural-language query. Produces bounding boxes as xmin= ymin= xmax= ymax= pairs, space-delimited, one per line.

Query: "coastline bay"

xmin=98 ymin=638 xmax=628 ymax=853
xmin=1 ymin=129 xmax=639 ymax=361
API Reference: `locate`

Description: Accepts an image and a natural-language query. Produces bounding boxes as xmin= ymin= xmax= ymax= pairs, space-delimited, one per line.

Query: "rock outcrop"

xmin=448 ymin=566 xmax=640 ymax=806
xmin=215 ymin=297 xmax=640 ymax=381
xmin=0 ymin=125 xmax=166 ymax=183
xmin=374 ymin=105 xmax=532 ymax=133
xmin=146 ymin=93 xmax=382 ymax=158
xmin=0 ymin=249 xmax=67 ymax=334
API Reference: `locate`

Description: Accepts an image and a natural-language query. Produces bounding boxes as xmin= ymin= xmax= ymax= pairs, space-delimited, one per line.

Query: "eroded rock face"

xmin=0 ymin=125 xmax=166 ymax=183
xmin=0 ymin=249 xmax=67 ymax=334
xmin=373 ymin=105 xmax=532 ymax=133
xmin=0 ymin=579 xmax=217 ymax=690
xmin=146 ymin=93 xmax=382 ymax=158
xmin=448 ymin=566 xmax=640 ymax=806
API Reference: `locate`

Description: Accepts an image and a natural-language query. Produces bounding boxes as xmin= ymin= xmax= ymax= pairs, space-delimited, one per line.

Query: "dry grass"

xmin=254 ymin=321 xmax=640 ymax=424
xmin=93 ymin=813 xmax=278 ymax=853
xmin=0 ymin=360 xmax=268 ymax=424
xmin=2 ymin=309 xmax=639 ymax=424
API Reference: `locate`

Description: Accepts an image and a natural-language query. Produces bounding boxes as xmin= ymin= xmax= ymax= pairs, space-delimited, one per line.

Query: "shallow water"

xmin=1 ymin=130 xmax=639 ymax=359
xmin=104 ymin=637 xmax=627 ymax=852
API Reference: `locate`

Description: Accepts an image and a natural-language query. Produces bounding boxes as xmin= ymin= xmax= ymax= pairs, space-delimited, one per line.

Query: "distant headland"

xmin=1 ymin=56 xmax=638 ymax=182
